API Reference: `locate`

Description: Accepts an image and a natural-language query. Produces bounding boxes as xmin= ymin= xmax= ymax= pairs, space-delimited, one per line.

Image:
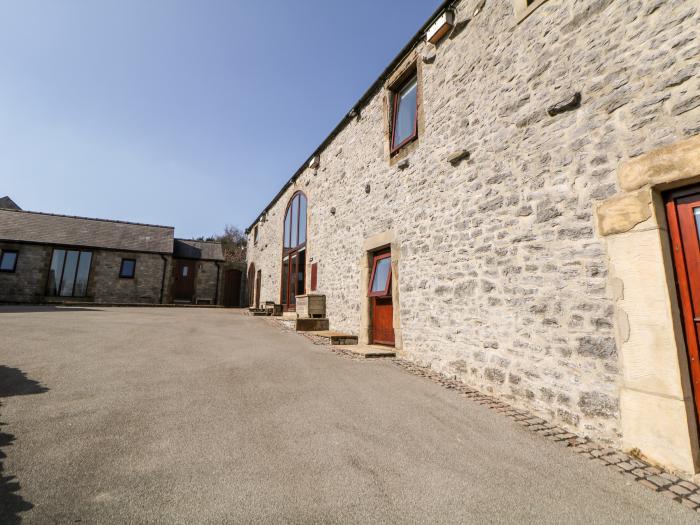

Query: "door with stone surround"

xmin=666 ymin=188 xmax=700 ymax=424
xmin=369 ymin=250 xmax=394 ymax=346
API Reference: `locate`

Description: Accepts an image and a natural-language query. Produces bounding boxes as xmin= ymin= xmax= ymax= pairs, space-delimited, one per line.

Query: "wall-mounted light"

xmin=426 ymin=10 xmax=455 ymax=44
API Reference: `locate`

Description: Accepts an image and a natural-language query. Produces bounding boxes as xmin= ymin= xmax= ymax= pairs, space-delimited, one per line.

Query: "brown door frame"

xmin=280 ymin=191 xmax=307 ymax=311
xmin=665 ymin=186 xmax=700 ymax=426
xmin=369 ymin=249 xmax=394 ymax=346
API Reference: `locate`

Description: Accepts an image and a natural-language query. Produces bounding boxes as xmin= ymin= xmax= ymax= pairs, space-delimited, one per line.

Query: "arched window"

xmin=281 ymin=192 xmax=307 ymax=309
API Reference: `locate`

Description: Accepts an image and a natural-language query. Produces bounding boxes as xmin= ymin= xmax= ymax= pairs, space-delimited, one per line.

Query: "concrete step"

xmin=295 ymin=318 xmax=329 ymax=331
xmin=348 ymin=345 xmax=396 ymax=358
xmin=308 ymin=331 xmax=359 ymax=345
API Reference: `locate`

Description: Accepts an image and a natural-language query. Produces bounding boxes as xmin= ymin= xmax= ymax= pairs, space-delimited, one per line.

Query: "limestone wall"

xmin=247 ymin=0 xmax=700 ymax=444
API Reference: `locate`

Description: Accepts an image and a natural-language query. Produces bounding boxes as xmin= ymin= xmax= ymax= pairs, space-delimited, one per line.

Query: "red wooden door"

xmin=666 ymin=189 xmax=700 ymax=423
xmin=369 ymin=251 xmax=394 ymax=346
xmin=173 ymin=260 xmax=196 ymax=302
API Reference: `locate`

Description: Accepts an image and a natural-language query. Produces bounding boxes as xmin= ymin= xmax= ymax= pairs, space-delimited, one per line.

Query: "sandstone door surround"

xmin=359 ymin=231 xmax=403 ymax=350
xmin=597 ymin=134 xmax=700 ymax=476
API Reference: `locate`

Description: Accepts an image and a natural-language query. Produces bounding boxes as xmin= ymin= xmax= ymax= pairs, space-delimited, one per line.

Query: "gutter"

xmin=159 ymin=255 xmax=169 ymax=304
xmin=214 ymin=262 xmax=222 ymax=305
xmin=245 ymin=0 xmax=457 ymax=233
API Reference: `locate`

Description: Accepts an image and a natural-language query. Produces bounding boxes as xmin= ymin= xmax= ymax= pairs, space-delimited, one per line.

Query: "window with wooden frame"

xmin=119 ymin=258 xmax=136 ymax=279
xmin=281 ymin=191 xmax=308 ymax=309
xmin=390 ymin=72 xmax=419 ymax=154
xmin=368 ymin=252 xmax=392 ymax=297
xmin=0 ymin=250 xmax=18 ymax=272
xmin=514 ymin=0 xmax=550 ymax=22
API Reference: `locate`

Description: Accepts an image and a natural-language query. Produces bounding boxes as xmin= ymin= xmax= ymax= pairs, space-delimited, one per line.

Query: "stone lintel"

xmin=619 ymin=134 xmax=700 ymax=192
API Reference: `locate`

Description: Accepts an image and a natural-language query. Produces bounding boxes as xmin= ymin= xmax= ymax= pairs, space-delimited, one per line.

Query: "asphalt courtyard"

xmin=0 ymin=306 xmax=697 ymax=524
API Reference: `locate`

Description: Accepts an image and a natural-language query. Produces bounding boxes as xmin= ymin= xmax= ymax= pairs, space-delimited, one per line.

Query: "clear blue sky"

xmin=0 ymin=0 xmax=442 ymax=238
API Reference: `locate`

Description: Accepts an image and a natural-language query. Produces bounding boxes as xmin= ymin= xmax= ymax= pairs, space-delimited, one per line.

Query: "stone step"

xmin=348 ymin=345 xmax=396 ymax=358
xmin=308 ymin=331 xmax=359 ymax=345
xmin=295 ymin=318 xmax=330 ymax=331
xmin=249 ymin=308 xmax=268 ymax=316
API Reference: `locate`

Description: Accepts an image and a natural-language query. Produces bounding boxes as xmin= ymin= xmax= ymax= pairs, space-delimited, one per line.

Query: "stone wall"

xmin=194 ymin=260 xmax=222 ymax=304
xmin=247 ymin=0 xmax=700 ymax=445
xmin=164 ymin=259 xmax=223 ymax=305
xmin=0 ymin=242 xmax=52 ymax=303
xmin=0 ymin=242 xmax=169 ymax=304
xmin=89 ymin=251 xmax=168 ymax=304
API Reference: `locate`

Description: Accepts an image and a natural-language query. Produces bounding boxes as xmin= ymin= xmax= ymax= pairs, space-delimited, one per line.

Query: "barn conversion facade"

xmin=245 ymin=0 xmax=700 ymax=475
xmin=0 ymin=204 xmax=241 ymax=306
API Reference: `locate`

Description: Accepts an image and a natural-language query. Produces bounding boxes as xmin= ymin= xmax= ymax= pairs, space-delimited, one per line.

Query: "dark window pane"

xmin=284 ymin=208 xmax=292 ymax=249
xmin=60 ymin=251 xmax=79 ymax=297
xmin=290 ymin=196 xmax=299 ymax=248
xmin=290 ymin=253 xmax=298 ymax=304
xmin=0 ymin=251 xmax=17 ymax=271
xmin=392 ymin=76 xmax=417 ymax=149
xmin=120 ymin=259 xmax=135 ymax=278
xmin=47 ymin=249 xmax=66 ymax=296
xmin=298 ymin=195 xmax=307 ymax=245
xmin=74 ymin=252 xmax=92 ymax=297
xmin=297 ymin=249 xmax=306 ymax=297
xmin=371 ymin=257 xmax=391 ymax=293
xmin=281 ymin=256 xmax=289 ymax=305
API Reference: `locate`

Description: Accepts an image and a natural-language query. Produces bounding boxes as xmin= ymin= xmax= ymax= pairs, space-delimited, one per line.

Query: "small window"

xmin=119 ymin=259 xmax=136 ymax=278
xmin=182 ymin=266 xmax=188 ymax=277
xmin=391 ymin=74 xmax=418 ymax=153
xmin=253 ymin=225 xmax=259 ymax=246
xmin=0 ymin=250 xmax=18 ymax=272
xmin=369 ymin=253 xmax=392 ymax=297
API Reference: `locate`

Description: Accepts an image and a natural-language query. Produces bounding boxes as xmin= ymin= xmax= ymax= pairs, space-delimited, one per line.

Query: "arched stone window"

xmin=281 ymin=191 xmax=307 ymax=310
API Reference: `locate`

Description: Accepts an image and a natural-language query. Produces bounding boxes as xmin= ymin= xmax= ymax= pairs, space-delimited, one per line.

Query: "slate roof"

xmin=173 ymin=239 xmax=225 ymax=261
xmin=0 ymin=208 xmax=174 ymax=254
xmin=0 ymin=196 xmax=20 ymax=210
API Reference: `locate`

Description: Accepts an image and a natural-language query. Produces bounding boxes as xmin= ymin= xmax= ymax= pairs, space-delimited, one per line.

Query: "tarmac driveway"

xmin=0 ymin=306 xmax=697 ymax=524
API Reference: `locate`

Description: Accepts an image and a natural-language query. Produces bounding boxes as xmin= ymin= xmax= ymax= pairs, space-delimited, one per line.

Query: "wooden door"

xmin=369 ymin=251 xmax=394 ymax=346
xmin=223 ymin=269 xmax=242 ymax=307
xmin=666 ymin=189 xmax=700 ymax=424
xmin=173 ymin=260 xmax=196 ymax=302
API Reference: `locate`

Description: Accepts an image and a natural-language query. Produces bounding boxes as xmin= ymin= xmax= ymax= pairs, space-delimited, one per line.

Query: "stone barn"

xmin=245 ymin=0 xmax=700 ymax=476
xmin=0 ymin=205 xmax=233 ymax=306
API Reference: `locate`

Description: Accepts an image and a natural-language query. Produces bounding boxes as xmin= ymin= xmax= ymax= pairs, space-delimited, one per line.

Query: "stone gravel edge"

xmin=262 ymin=316 xmax=700 ymax=512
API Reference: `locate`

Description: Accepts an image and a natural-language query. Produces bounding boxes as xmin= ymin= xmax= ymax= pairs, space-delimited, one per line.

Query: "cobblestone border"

xmin=262 ymin=315 xmax=700 ymax=511
xmin=390 ymin=358 xmax=700 ymax=511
